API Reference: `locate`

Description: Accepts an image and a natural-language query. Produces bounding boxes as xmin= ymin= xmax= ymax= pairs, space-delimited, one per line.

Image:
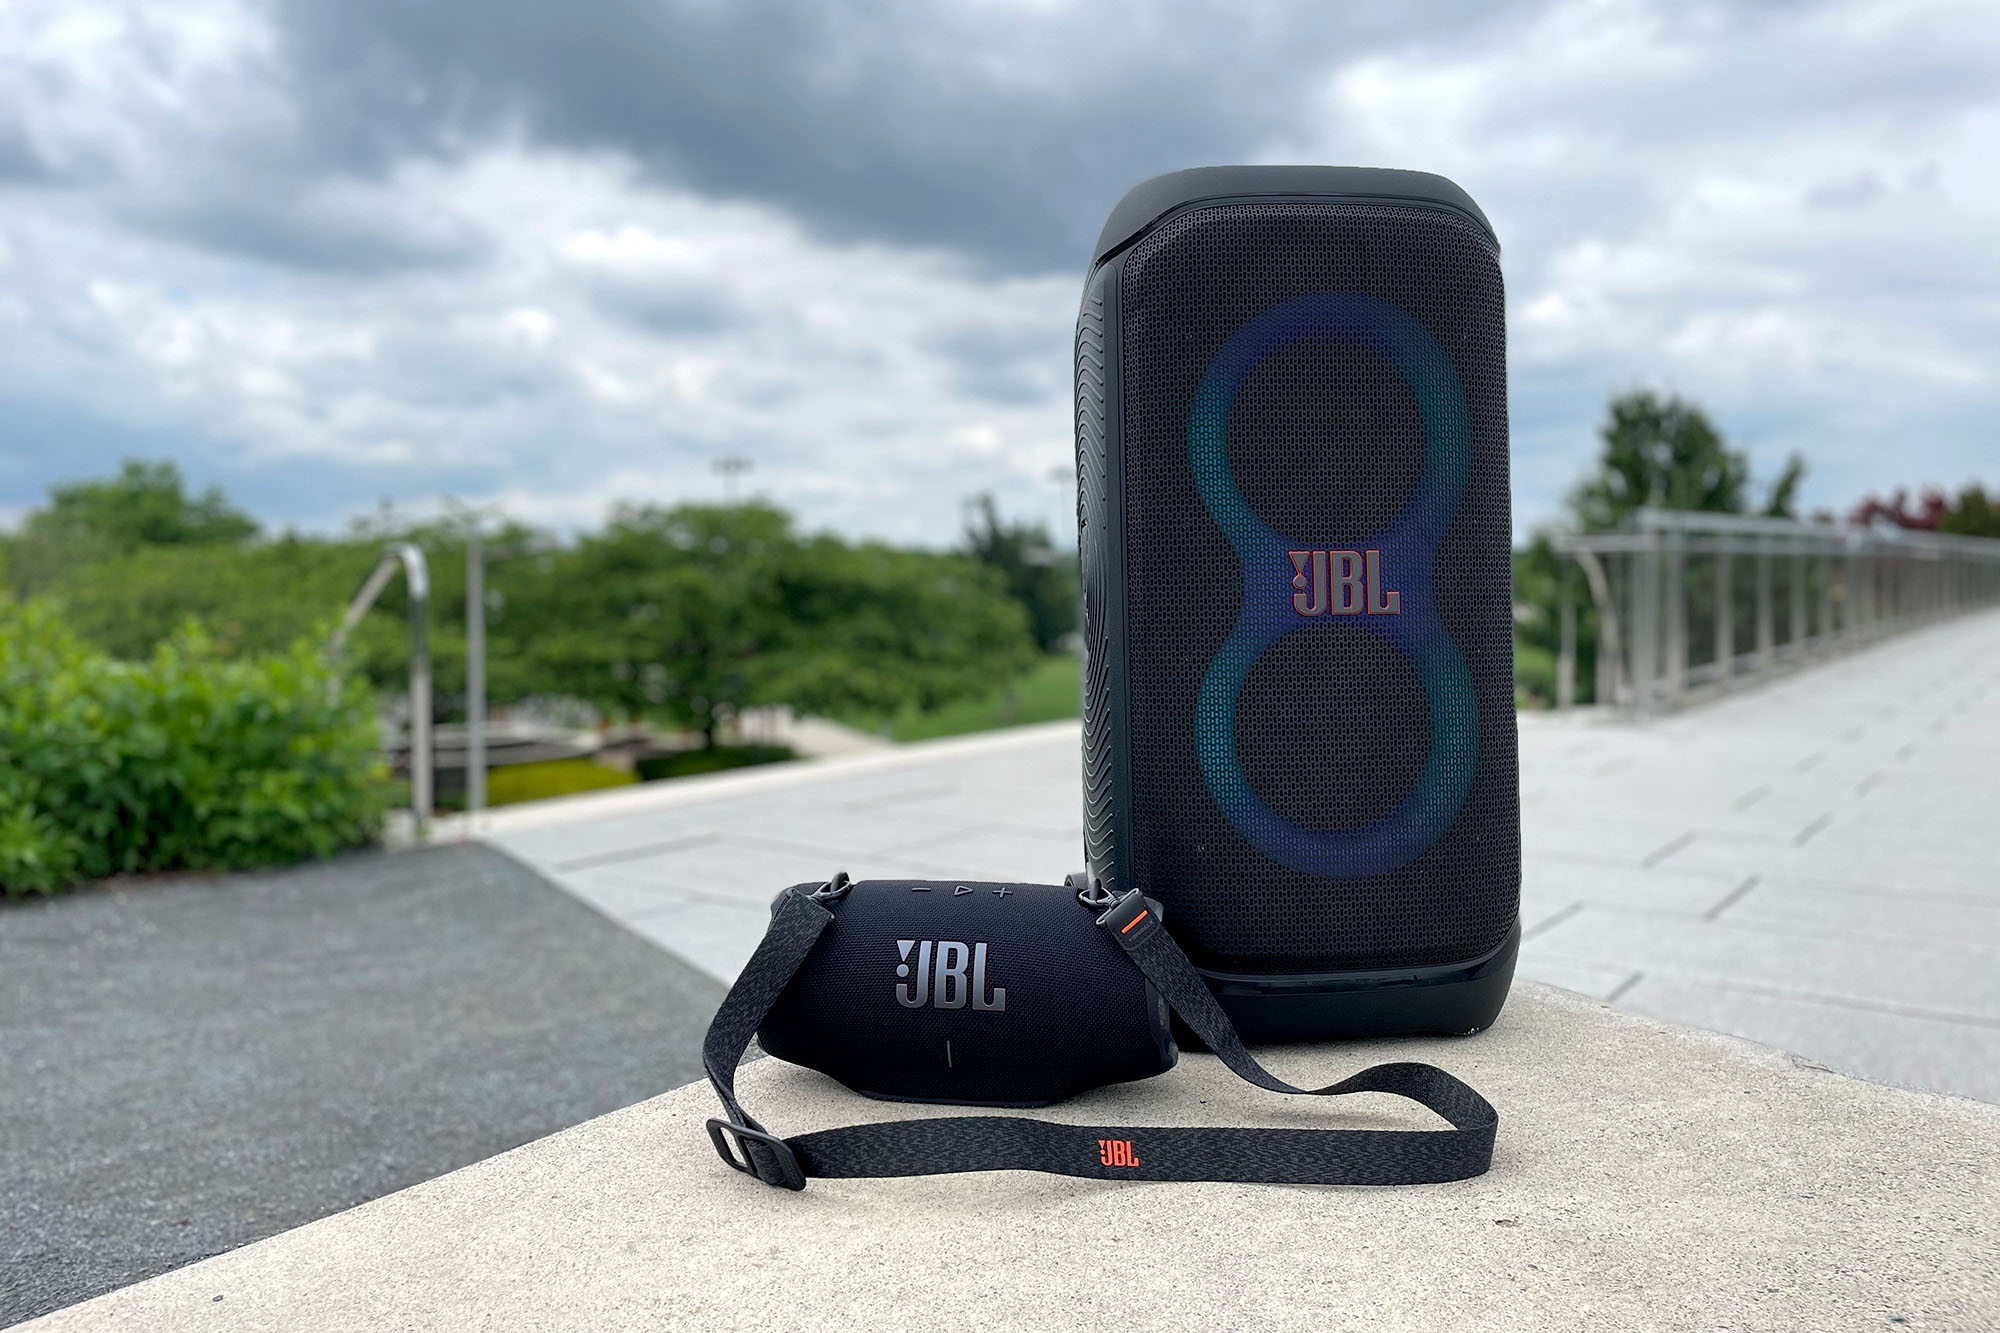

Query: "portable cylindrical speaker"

xmin=1076 ymin=166 xmax=1520 ymax=1042
xmin=757 ymin=880 xmax=1177 ymax=1107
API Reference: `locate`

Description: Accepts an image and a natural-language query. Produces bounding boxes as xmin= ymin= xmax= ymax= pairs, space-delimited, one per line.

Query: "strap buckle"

xmin=1094 ymin=888 xmax=1155 ymax=936
xmin=706 ymin=1119 xmax=807 ymax=1190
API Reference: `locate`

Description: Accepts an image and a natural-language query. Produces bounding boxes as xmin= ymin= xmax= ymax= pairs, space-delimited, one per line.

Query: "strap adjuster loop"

xmin=1094 ymin=889 xmax=1155 ymax=936
xmin=706 ymin=1119 xmax=807 ymax=1190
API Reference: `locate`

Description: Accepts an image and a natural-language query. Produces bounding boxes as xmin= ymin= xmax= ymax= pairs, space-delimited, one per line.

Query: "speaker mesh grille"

xmin=1115 ymin=201 xmax=1518 ymax=972
xmin=1233 ymin=622 xmax=1429 ymax=831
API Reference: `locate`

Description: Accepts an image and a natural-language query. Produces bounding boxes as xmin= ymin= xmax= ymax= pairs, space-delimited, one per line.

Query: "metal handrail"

xmin=1551 ymin=508 xmax=2000 ymax=716
xmin=328 ymin=543 xmax=432 ymax=825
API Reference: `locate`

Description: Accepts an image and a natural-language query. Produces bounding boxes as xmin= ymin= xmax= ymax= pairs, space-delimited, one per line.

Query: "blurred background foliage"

xmin=5 ymin=399 xmax=1994 ymax=892
xmin=0 ymin=461 xmax=1069 ymax=747
xmin=0 ymin=599 xmax=385 ymax=897
xmin=0 ymin=461 xmax=1074 ymax=891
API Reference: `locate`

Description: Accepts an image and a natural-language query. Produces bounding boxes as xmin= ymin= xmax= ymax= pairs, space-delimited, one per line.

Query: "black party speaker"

xmin=1076 ymin=166 xmax=1519 ymax=1042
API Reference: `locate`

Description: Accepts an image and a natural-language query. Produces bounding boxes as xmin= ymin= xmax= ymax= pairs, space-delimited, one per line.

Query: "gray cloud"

xmin=125 ymin=186 xmax=491 ymax=275
xmin=0 ymin=123 xmax=55 ymax=182
xmin=582 ymin=278 xmax=743 ymax=339
xmin=933 ymin=321 xmax=1065 ymax=406
xmin=2 ymin=0 xmax=1998 ymax=551
xmin=267 ymin=0 xmax=1520 ymax=273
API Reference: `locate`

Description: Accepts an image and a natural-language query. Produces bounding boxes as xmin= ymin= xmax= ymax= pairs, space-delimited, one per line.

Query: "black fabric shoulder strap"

xmin=702 ymin=887 xmax=1497 ymax=1190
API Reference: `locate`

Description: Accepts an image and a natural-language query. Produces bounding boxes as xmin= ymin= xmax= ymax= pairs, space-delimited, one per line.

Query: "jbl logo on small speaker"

xmin=896 ymin=940 xmax=1007 ymax=1011
xmin=1288 ymin=548 xmax=1401 ymax=617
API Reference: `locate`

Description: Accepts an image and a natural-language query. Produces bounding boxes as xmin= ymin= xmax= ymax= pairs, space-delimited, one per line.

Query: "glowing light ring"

xmin=1190 ymin=292 xmax=1478 ymax=879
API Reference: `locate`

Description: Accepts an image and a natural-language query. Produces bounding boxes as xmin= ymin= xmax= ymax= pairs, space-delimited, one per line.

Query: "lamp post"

xmin=466 ymin=525 xmax=486 ymax=816
xmin=462 ymin=524 xmax=560 ymax=819
xmin=714 ymin=454 xmax=753 ymax=502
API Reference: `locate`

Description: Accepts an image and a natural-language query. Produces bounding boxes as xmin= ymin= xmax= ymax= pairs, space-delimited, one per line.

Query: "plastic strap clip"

xmin=706 ymin=1119 xmax=806 ymax=1191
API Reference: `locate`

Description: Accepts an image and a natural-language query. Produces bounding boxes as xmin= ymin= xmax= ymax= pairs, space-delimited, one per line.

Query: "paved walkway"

xmin=481 ymin=609 xmax=2000 ymax=1105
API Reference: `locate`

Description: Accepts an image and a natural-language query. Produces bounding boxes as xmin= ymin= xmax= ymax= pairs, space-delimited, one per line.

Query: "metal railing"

xmin=328 ymin=543 xmax=432 ymax=824
xmin=1551 ymin=508 xmax=2000 ymax=715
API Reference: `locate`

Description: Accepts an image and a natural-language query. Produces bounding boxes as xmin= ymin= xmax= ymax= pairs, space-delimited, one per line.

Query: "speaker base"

xmin=1188 ymin=920 xmax=1520 ymax=1044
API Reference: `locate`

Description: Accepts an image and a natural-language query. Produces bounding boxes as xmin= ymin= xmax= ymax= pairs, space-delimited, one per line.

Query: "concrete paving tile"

xmin=1716 ymin=880 xmax=2000 ymax=957
xmin=1784 ymin=837 xmax=1999 ymax=896
xmin=1621 ymin=973 xmax=2000 ymax=1105
xmin=1577 ymin=835 xmax=1766 ymax=883
xmin=1530 ymin=907 xmax=2000 ymax=1021
xmin=616 ymin=897 xmax=773 ymax=982
xmin=870 ymin=784 xmax=1082 ymax=833
xmin=486 ymin=814 xmax=711 ymax=869
xmin=862 ymin=827 xmax=1085 ymax=885
xmin=574 ymin=835 xmax=872 ymax=906
xmin=480 ymin=785 xmax=905 ymax=868
xmin=1760 ymin=862 xmax=2000 ymax=906
xmin=1520 ymin=813 xmax=1701 ymax=868
xmin=537 ymin=866 xmax=702 ymax=922
xmin=1513 ymin=953 xmax=1641 ymax=1001
xmin=690 ymin=802 xmax=970 ymax=856
xmin=1519 ymin=860 xmax=1741 ymax=932
xmin=860 ymin=817 xmax=1080 ymax=859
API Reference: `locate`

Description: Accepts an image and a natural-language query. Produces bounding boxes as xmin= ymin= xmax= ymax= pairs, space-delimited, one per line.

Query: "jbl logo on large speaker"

xmin=895 ymin=939 xmax=1007 ymax=1011
xmin=1289 ymin=548 xmax=1401 ymax=617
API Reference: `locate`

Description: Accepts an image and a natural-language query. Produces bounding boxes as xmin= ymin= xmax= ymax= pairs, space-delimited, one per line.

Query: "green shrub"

xmin=0 ymin=599 xmax=387 ymax=897
xmin=633 ymin=745 xmax=796 ymax=782
xmin=484 ymin=757 xmax=637 ymax=806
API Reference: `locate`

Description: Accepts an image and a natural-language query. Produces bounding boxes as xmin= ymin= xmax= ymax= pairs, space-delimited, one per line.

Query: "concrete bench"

xmin=26 ymin=982 xmax=1998 ymax=1331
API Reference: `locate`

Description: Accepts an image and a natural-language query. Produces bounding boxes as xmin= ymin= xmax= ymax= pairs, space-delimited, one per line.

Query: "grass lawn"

xmin=848 ymin=654 xmax=1080 ymax=743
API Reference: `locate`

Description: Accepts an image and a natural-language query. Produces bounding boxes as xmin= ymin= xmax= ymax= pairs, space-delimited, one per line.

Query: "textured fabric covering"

xmin=1090 ymin=197 xmax=1520 ymax=973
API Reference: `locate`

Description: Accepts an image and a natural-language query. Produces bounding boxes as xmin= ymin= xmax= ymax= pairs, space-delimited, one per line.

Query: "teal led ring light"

xmin=1190 ymin=291 xmax=1478 ymax=879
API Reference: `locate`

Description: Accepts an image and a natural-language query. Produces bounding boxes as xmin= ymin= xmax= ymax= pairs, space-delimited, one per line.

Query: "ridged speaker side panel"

xmin=1076 ymin=272 xmax=1124 ymax=898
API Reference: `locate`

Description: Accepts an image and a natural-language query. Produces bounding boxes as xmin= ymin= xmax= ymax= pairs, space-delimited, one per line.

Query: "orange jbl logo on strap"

xmin=1097 ymin=1139 xmax=1139 ymax=1168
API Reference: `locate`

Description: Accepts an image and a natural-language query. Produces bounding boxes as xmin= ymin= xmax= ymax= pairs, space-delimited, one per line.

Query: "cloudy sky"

xmin=2 ymin=0 xmax=1996 ymax=545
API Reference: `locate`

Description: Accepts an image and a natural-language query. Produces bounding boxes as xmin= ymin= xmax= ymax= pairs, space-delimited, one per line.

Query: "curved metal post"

xmin=1572 ymin=548 xmax=1622 ymax=706
xmin=329 ymin=543 xmax=432 ymax=827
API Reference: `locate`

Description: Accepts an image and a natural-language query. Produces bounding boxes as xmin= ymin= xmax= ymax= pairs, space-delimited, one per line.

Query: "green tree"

xmin=511 ymin=504 xmax=789 ymax=746
xmin=12 ymin=459 xmax=256 ymax=582
xmin=1937 ymin=484 xmax=2000 ymax=538
xmin=503 ymin=503 xmax=1036 ymax=745
xmin=1567 ymin=392 xmax=1747 ymax=531
xmin=35 ymin=536 xmax=378 ymax=663
xmin=1763 ymin=453 xmax=1808 ymax=519
xmin=8 ymin=458 xmax=262 ymax=600
xmin=1567 ymin=391 xmax=1806 ymax=531
xmin=961 ymin=493 xmax=1078 ymax=653
xmin=767 ymin=536 xmax=1036 ymax=719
